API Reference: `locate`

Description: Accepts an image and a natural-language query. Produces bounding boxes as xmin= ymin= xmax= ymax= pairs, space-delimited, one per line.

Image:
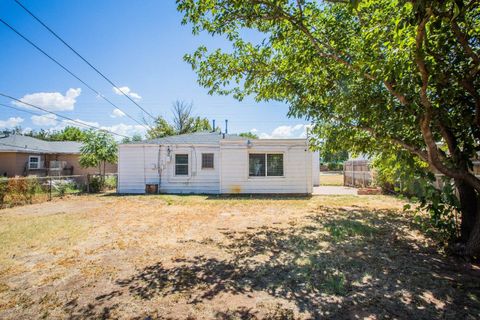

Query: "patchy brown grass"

xmin=319 ymin=174 xmax=344 ymax=186
xmin=0 ymin=194 xmax=479 ymax=319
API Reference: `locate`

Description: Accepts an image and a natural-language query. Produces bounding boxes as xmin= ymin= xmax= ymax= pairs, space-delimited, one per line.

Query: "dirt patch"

xmin=0 ymin=194 xmax=479 ymax=319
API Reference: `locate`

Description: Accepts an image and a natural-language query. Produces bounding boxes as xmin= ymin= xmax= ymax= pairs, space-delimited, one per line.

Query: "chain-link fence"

xmin=0 ymin=174 xmax=117 ymax=209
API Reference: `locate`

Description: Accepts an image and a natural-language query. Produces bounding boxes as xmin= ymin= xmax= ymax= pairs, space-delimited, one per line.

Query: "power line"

xmin=0 ymin=17 xmax=150 ymax=131
xmin=14 ymin=0 xmax=156 ymax=121
xmin=0 ymin=94 xmax=130 ymax=139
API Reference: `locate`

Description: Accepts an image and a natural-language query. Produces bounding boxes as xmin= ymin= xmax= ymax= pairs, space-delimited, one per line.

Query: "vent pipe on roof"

xmin=212 ymin=119 xmax=216 ymax=132
xmin=225 ymin=119 xmax=228 ymax=134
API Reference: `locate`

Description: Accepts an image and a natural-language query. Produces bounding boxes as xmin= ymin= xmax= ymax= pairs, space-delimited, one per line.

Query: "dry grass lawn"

xmin=0 ymin=194 xmax=479 ymax=319
xmin=319 ymin=174 xmax=344 ymax=186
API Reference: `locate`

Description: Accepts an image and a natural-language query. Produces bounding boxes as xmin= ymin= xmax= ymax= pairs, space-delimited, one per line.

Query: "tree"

xmin=239 ymin=132 xmax=259 ymax=139
xmin=50 ymin=126 xmax=85 ymax=141
xmin=147 ymin=116 xmax=176 ymax=139
xmin=178 ymin=0 xmax=480 ymax=256
xmin=147 ymin=100 xmax=212 ymax=139
xmin=24 ymin=126 xmax=85 ymax=141
xmin=121 ymin=134 xmax=143 ymax=144
xmin=79 ymin=130 xmax=118 ymax=182
xmin=321 ymin=150 xmax=349 ymax=164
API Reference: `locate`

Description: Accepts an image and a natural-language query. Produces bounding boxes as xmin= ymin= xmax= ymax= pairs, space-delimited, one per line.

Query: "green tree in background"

xmin=178 ymin=0 xmax=480 ymax=256
xmin=121 ymin=134 xmax=143 ymax=144
xmin=50 ymin=126 xmax=85 ymax=141
xmin=79 ymin=130 xmax=118 ymax=182
xmin=321 ymin=150 xmax=349 ymax=164
xmin=24 ymin=126 xmax=86 ymax=141
xmin=239 ymin=132 xmax=259 ymax=139
xmin=147 ymin=100 xmax=212 ymax=139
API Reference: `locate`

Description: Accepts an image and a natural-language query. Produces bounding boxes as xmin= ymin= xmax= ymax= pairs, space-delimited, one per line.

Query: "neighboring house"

xmin=118 ymin=132 xmax=320 ymax=194
xmin=0 ymin=135 xmax=117 ymax=177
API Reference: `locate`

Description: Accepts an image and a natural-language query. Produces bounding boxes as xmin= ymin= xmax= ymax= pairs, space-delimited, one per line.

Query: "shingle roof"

xmin=130 ymin=132 xmax=249 ymax=145
xmin=0 ymin=135 xmax=83 ymax=154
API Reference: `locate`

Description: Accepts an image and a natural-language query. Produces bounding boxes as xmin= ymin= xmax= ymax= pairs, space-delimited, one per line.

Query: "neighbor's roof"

xmin=0 ymin=135 xmax=83 ymax=154
xmin=130 ymin=132 xmax=249 ymax=145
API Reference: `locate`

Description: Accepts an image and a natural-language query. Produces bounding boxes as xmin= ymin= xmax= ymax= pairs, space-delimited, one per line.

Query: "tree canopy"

xmin=239 ymin=132 xmax=259 ymax=139
xmin=147 ymin=100 xmax=212 ymax=139
xmin=79 ymin=130 xmax=118 ymax=176
xmin=178 ymin=0 xmax=480 ymax=255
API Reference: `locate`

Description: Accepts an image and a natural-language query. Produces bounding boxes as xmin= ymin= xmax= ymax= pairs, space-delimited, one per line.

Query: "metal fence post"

xmin=86 ymin=174 xmax=90 ymax=193
xmin=48 ymin=176 xmax=52 ymax=201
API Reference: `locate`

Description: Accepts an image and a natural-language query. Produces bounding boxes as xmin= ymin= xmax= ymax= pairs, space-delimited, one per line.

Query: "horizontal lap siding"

xmin=159 ymin=145 xmax=220 ymax=194
xmin=118 ymin=145 xmax=159 ymax=193
xmin=220 ymin=145 xmax=312 ymax=194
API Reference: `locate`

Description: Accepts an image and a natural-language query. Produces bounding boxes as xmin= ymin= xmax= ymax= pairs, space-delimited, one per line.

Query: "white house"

xmin=117 ymin=132 xmax=319 ymax=194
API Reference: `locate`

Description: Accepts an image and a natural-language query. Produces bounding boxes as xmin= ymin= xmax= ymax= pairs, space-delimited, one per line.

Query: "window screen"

xmin=175 ymin=154 xmax=188 ymax=175
xmin=249 ymin=153 xmax=284 ymax=177
xmin=202 ymin=153 xmax=214 ymax=169
xmin=249 ymin=154 xmax=266 ymax=176
xmin=29 ymin=156 xmax=40 ymax=169
xmin=267 ymin=154 xmax=284 ymax=176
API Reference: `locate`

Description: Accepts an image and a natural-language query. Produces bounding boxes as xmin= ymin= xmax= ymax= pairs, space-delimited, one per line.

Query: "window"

xmin=202 ymin=153 xmax=214 ymax=169
xmin=29 ymin=156 xmax=40 ymax=169
xmin=267 ymin=154 xmax=284 ymax=176
xmin=249 ymin=153 xmax=284 ymax=177
xmin=175 ymin=154 xmax=188 ymax=176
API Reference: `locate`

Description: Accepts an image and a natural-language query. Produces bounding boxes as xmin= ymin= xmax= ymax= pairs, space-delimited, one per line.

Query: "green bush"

xmin=0 ymin=179 xmax=7 ymax=208
xmin=88 ymin=176 xmax=103 ymax=193
xmin=104 ymin=176 xmax=117 ymax=190
xmin=326 ymin=162 xmax=343 ymax=171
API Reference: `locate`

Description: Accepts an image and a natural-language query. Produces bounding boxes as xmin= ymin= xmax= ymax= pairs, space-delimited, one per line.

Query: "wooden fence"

xmin=343 ymin=160 xmax=374 ymax=187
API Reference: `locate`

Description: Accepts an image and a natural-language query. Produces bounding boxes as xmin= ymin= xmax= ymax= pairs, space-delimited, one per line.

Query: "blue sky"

xmin=0 ymin=0 xmax=309 ymax=139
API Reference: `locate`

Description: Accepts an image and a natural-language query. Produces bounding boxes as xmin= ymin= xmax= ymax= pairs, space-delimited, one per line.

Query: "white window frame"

xmin=248 ymin=152 xmax=285 ymax=178
xmin=201 ymin=153 xmax=214 ymax=169
xmin=28 ymin=155 xmax=41 ymax=170
xmin=174 ymin=153 xmax=189 ymax=176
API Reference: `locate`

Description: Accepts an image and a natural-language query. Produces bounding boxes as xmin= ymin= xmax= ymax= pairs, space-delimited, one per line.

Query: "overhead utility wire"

xmin=0 ymin=17 xmax=150 ymax=131
xmin=0 ymin=94 xmax=130 ymax=139
xmin=14 ymin=0 xmax=157 ymax=121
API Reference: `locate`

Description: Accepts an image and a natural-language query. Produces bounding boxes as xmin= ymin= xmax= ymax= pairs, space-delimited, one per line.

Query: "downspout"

xmin=157 ymin=144 xmax=161 ymax=194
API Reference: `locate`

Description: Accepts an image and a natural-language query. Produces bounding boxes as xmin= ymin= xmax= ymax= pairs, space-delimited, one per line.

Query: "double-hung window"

xmin=29 ymin=156 xmax=41 ymax=170
xmin=249 ymin=153 xmax=284 ymax=177
xmin=175 ymin=154 xmax=189 ymax=176
xmin=202 ymin=153 xmax=214 ymax=169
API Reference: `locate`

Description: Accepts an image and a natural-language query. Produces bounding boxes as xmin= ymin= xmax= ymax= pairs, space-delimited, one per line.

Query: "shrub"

xmin=104 ymin=175 xmax=117 ymax=190
xmin=326 ymin=162 xmax=343 ymax=171
xmin=88 ymin=176 xmax=103 ymax=193
xmin=54 ymin=180 xmax=77 ymax=198
xmin=0 ymin=179 xmax=7 ymax=208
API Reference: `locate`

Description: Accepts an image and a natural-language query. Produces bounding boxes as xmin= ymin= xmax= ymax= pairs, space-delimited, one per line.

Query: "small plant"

xmin=104 ymin=176 xmax=117 ymax=190
xmin=0 ymin=179 xmax=8 ymax=208
xmin=88 ymin=176 xmax=103 ymax=193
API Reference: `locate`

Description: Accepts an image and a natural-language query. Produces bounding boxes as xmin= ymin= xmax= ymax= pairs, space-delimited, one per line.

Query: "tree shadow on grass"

xmin=65 ymin=206 xmax=480 ymax=319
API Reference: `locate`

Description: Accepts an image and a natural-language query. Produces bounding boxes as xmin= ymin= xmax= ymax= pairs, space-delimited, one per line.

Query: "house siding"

xmin=0 ymin=152 xmax=117 ymax=177
xmin=118 ymin=144 xmax=220 ymax=194
xmin=219 ymin=142 xmax=312 ymax=194
xmin=117 ymin=138 xmax=314 ymax=195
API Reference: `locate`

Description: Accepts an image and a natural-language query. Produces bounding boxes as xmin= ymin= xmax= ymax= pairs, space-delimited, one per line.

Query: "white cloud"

xmin=101 ymin=123 xmax=147 ymax=137
xmin=0 ymin=117 xmax=24 ymax=129
xmin=112 ymin=86 xmax=142 ymax=100
xmin=250 ymin=128 xmax=258 ymax=133
xmin=110 ymin=108 xmax=126 ymax=118
xmin=12 ymin=88 xmax=81 ymax=111
xmin=259 ymin=124 xmax=310 ymax=139
xmin=31 ymin=114 xmax=58 ymax=126
xmin=50 ymin=118 xmax=145 ymax=140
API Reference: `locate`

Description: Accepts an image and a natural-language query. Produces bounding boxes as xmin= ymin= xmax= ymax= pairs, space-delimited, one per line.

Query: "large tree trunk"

xmin=456 ymin=179 xmax=479 ymax=243
xmin=465 ymin=210 xmax=480 ymax=258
